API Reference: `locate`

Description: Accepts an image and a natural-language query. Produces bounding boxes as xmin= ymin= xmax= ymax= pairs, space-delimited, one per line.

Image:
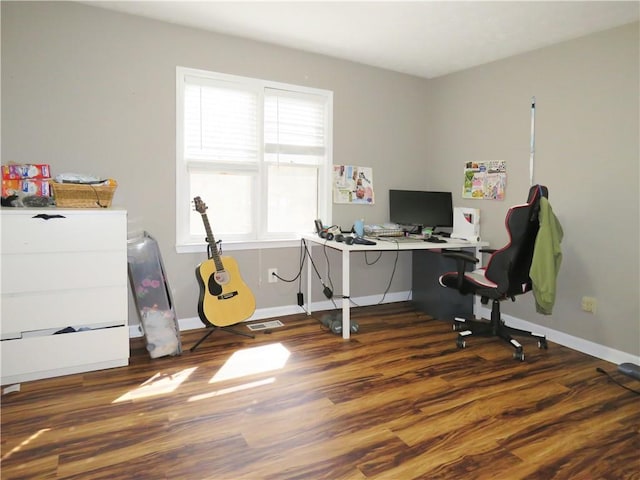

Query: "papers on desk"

xmin=365 ymin=223 xmax=404 ymax=237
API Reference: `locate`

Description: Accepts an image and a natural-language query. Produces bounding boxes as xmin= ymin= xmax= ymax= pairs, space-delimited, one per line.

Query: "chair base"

xmin=453 ymin=299 xmax=547 ymax=361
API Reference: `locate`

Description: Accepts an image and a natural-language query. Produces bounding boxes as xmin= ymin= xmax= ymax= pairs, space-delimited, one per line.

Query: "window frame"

xmin=175 ymin=67 xmax=333 ymax=253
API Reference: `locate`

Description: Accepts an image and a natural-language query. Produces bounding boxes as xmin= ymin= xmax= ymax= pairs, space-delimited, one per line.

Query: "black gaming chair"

xmin=439 ymin=185 xmax=549 ymax=361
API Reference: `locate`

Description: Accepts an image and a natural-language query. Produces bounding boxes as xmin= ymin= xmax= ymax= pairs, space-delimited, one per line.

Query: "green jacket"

xmin=529 ymin=197 xmax=563 ymax=315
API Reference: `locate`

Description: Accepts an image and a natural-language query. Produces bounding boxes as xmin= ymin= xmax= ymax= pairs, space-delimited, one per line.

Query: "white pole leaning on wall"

xmin=529 ymin=96 xmax=536 ymax=186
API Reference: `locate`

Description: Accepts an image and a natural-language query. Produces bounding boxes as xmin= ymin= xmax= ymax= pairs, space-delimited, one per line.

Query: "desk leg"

xmin=342 ymin=248 xmax=351 ymax=339
xmin=306 ymin=243 xmax=313 ymax=315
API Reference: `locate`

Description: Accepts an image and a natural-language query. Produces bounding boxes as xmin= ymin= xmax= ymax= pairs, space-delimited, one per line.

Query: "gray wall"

xmin=1 ymin=1 xmax=424 ymax=322
xmin=2 ymin=2 xmax=638 ymax=356
xmin=426 ymin=22 xmax=639 ymax=356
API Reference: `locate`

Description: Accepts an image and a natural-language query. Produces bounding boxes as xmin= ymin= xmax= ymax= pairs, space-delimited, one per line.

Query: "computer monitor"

xmin=389 ymin=189 xmax=454 ymax=233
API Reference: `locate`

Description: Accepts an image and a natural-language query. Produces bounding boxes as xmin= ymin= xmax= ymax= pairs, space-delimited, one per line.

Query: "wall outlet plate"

xmin=268 ymin=268 xmax=278 ymax=283
xmin=581 ymin=296 xmax=597 ymax=313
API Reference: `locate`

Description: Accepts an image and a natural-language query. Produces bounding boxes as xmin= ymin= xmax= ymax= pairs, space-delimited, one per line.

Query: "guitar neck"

xmin=201 ymin=213 xmax=224 ymax=271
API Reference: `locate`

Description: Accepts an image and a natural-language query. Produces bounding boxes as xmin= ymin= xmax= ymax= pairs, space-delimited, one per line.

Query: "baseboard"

xmin=130 ymin=291 xmax=413 ymax=338
xmin=476 ymin=306 xmax=640 ymax=366
xmin=130 ymin=294 xmax=638 ymax=366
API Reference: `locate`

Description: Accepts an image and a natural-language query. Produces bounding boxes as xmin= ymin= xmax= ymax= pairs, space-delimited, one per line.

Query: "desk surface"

xmin=301 ymin=232 xmax=488 ymax=251
xmin=301 ymin=232 xmax=488 ymax=340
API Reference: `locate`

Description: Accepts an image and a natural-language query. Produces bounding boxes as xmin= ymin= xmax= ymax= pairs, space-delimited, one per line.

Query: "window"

xmin=176 ymin=67 xmax=333 ymax=251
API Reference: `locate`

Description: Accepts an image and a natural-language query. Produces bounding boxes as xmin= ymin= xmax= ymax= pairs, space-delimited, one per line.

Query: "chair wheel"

xmin=513 ymin=350 xmax=525 ymax=361
xmin=456 ymin=339 xmax=466 ymax=349
xmin=538 ymin=339 xmax=548 ymax=350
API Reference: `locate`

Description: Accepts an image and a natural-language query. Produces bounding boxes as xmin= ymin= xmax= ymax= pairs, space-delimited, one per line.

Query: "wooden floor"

xmin=1 ymin=302 xmax=638 ymax=480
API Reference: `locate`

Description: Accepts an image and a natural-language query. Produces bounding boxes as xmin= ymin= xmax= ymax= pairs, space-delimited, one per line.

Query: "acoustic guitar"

xmin=193 ymin=196 xmax=256 ymax=327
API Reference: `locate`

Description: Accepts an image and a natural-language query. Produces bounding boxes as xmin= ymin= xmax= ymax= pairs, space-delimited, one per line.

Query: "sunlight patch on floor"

xmin=209 ymin=342 xmax=291 ymax=384
xmin=188 ymin=377 xmax=276 ymax=402
xmin=113 ymin=367 xmax=197 ymax=403
xmin=2 ymin=428 xmax=51 ymax=461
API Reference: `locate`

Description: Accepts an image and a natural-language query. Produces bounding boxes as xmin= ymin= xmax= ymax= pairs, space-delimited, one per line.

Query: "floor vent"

xmin=247 ymin=320 xmax=285 ymax=331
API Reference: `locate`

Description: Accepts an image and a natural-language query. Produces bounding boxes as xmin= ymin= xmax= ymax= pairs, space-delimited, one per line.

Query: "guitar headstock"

xmin=193 ymin=196 xmax=207 ymax=214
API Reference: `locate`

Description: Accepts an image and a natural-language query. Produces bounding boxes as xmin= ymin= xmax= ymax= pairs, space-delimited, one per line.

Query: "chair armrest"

xmin=442 ymin=250 xmax=480 ymax=265
xmin=480 ymin=248 xmax=497 ymax=254
xmin=442 ymin=250 xmax=480 ymax=290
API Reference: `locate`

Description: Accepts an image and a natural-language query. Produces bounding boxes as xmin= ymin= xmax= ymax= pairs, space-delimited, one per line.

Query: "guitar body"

xmin=195 ymin=255 xmax=256 ymax=327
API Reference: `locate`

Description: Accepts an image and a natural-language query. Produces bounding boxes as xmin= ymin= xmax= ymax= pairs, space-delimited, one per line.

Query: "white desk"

xmin=301 ymin=233 xmax=489 ymax=339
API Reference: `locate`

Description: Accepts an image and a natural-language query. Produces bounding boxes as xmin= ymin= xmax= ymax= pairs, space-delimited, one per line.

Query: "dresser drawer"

xmin=1 ymin=250 xmax=126 ymax=294
xmin=2 ymin=285 xmax=128 ymax=334
xmin=1 ymin=208 xmax=126 ymax=254
xmin=1 ymin=326 xmax=129 ymax=384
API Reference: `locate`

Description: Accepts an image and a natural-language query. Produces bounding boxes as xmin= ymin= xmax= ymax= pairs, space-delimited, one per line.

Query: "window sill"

xmin=176 ymin=237 xmax=304 ymax=254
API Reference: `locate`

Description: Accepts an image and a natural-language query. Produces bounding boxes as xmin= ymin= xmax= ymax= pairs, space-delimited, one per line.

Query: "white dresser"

xmin=1 ymin=208 xmax=129 ymax=385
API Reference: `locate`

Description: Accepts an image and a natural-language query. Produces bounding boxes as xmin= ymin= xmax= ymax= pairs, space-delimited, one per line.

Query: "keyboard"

xmin=380 ymin=236 xmax=422 ymax=243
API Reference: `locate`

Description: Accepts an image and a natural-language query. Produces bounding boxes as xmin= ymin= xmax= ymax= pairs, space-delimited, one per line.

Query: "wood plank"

xmin=1 ymin=302 xmax=637 ymax=480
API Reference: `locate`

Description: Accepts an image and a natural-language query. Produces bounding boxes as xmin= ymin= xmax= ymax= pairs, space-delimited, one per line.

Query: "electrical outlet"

xmin=581 ymin=296 xmax=597 ymax=313
xmin=268 ymin=268 xmax=278 ymax=283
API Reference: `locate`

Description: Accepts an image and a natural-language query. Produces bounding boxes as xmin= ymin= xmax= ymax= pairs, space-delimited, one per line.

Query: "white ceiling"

xmin=87 ymin=1 xmax=639 ymax=79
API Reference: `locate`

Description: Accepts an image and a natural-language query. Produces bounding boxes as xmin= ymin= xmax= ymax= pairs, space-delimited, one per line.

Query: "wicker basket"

xmin=51 ymin=181 xmax=117 ymax=208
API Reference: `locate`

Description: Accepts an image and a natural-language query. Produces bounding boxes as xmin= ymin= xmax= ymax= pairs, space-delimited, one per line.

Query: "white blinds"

xmin=264 ymin=88 xmax=326 ymax=159
xmin=176 ymin=67 xmax=333 ymax=244
xmin=184 ymin=77 xmax=258 ymax=163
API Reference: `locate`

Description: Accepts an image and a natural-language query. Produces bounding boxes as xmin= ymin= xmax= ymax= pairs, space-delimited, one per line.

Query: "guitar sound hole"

xmin=208 ymin=276 xmax=223 ymax=296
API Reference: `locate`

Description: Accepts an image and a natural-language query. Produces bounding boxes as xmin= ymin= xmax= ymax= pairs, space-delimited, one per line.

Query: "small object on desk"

xmin=353 ymin=237 xmax=377 ymax=245
xmin=424 ymin=236 xmax=447 ymax=243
